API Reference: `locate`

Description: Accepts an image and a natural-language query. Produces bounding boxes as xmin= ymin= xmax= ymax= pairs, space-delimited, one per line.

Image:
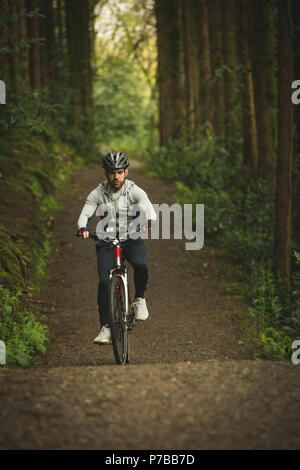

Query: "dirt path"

xmin=0 ymin=163 xmax=300 ymax=450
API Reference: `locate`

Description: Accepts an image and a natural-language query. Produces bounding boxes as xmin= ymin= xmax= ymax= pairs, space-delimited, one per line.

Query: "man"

xmin=77 ymin=151 xmax=156 ymax=344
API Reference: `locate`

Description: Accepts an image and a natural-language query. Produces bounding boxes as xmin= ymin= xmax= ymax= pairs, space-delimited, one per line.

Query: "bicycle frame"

xmin=109 ymin=239 xmax=129 ymax=318
xmin=88 ymin=232 xmax=131 ymax=319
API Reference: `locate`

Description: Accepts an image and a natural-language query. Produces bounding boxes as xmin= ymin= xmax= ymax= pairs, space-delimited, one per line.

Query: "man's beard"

xmin=108 ymin=175 xmax=126 ymax=191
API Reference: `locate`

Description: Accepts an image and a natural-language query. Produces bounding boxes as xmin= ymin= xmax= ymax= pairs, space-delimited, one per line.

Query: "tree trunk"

xmin=8 ymin=0 xmax=20 ymax=89
xmin=274 ymin=0 xmax=293 ymax=287
xmin=56 ymin=0 xmax=64 ymax=49
xmin=292 ymin=0 xmax=300 ymax=156
xmin=40 ymin=0 xmax=55 ymax=89
xmin=208 ymin=0 xmax=225 ymax=136
xmin=222 ymin=0 xmax=239 ymax=140
xmin=291 ymin=0 xmax=300 ymax=248
xmin=155 ymin=0 xmax=185 ymax=145
xmin=26 ymin=0 xmax=42 ymax=89
xmin=17 ymin=0 xmax=30 ymax=86
xmin=253 ymin=0 xmax=277 ymax=182
xmin=239 ymin=0 xmax=259 ymax=169
xmin=181 ymin=0 xmax=195 ymax=132
xmin=65 ymin=0 xmax=93 ymax=121
xmin=81 ymin=0 xmax=93 ymax=112
xmin=188 ymin=0 xmax=202 ymax=134
xmin=0 ymin=1 xmax=11 ymax=85
xmin=155 ymin=0 xmax=168 ymax=145
xmin=196 ymin=0 xmax=213 ymax=131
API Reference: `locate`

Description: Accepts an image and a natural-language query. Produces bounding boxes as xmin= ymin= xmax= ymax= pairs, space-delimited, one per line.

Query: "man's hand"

xmin=77 ymin=227 xmax=90 ymax=239
xmin=141 ymin=219 xmax=155 ymax=233
xmin=147 ymin=219 xmax=156 ymax=233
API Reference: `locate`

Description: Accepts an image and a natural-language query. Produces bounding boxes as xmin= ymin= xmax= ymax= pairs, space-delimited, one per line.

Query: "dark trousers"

xmin=96 ymin=238 xmax=148 ymax=327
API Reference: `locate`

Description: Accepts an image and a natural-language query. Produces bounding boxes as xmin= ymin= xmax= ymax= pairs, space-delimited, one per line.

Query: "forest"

xmin=0 ymin=0 xmax=300 ymax=367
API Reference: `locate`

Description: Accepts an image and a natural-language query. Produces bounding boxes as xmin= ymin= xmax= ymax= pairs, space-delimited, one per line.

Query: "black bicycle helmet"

xmin=102 ymin=151 xmax=129 ymax=170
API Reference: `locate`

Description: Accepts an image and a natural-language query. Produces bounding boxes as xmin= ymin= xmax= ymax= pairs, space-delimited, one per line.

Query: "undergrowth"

xmin=0 ymin=285 xmax=48 ymax=368
xmin=0 ymin=86 xmax=87 ymax=368
xmin=146 ymin=132 xmax=300 ymax=361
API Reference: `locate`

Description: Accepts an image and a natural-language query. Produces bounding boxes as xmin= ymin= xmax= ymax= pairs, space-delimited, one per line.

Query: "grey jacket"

xmin=77 ymin=179 xmax=156 ymax=240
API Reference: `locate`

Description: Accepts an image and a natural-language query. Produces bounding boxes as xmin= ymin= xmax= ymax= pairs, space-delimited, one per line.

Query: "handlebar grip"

xmin=89 ymin=231 xmax=99 ymax=241
xmin=76 ymin=229 xmax=99 ymax=240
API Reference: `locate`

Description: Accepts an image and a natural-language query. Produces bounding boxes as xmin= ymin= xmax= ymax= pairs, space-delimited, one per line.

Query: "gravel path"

xmin=0 ymin=163 xmax=299 ymax=450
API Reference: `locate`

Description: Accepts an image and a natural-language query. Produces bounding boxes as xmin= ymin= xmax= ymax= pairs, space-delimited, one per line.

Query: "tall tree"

xmin=65 ymin=0 xmax=93 ymax=119
xmin=26 ymin=0 xmax=42 ymax=89
xmin=208 ymin=0 xmax=225 ymax=136
xmin=56 ymin=0 xmax=64 ymax=49
xmin=239 ymin=0 xmax=259 ymax=168
xmin=222 ymin=0 xmax=239 ymax=140
xmin=181 ymin=0 xmax=196 ymax=131
xmin=8 ymin=0 xmax=20 ymax=89
xmin=39 ymin=0 xmax=55 ymax=89
xmin=253 ymin=0 xmax=277 ymax=182
xmin=155 ymin=0 xmax=185 ymax=145
xmin=0 ymin=1 xmax=9 ymax=83
xmin=274 ymin=0 xmax=293 ymax=287
xmin=291 ymin=0 xmax=300 ymax=248
xmin=197 ymin=0 xmax=213 ymax=130
xmin=17 ymin=0 xmax=30 ymax=86
xmin=292 ymin=0 xmax=300 ymax=156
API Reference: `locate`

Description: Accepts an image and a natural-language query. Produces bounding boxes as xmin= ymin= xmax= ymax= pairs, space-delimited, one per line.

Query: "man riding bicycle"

xmin=77 ymin=151 xmax=157 ymax=344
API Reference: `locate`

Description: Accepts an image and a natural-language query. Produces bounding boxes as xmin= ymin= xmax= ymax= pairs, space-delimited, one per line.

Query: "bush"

xmin=147 ymin=134 xmax=300 ymax=361
xmin=0 ymin=285 xmax=48 ymax=368
xmin=0 ymin=232 xmax=25 ymax=292
xmin=256 ymin=327 xmax=291 ymax=361
xmin=0 ymin=82 xmax=85 ymax=368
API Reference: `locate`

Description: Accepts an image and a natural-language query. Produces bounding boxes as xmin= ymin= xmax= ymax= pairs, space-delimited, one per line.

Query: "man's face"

xmin=106 ymin=168 xmax=128 ymax=191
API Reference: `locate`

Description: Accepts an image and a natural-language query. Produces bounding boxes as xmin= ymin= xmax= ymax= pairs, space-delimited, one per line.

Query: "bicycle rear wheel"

xmin=109 ymin=275 xmax=128 ymax=365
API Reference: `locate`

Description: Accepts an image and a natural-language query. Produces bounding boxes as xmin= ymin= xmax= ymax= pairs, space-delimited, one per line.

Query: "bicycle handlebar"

xmin=77 ymin=223 xmax=153 ymax=242
xmin=87 ymin=230 xmax=99 ymax=241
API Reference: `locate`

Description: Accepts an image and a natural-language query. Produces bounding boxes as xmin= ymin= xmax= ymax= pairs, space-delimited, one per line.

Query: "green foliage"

xmin=0 ymin=85 xmax=63 ymax=138
xmin=0 ymin=231 xmax=25 ymax=292
xmin=94 ymin=56 xmax=151 ymax=149
xmin=248 ymin=263 xmax=292 ymax=360
xmin=0 ymin=285 xmax=48 ymax=368
xmin=0 ymin=0 xmax=95 ymax=369
xmin=147 ymin=129 xmax=241 ymax=235
xmin=0 ymin=1 xmax=45 ymax=56
xmin=249 ymin=265 xmax=281 ymax=329
xmin=147 ymin=133 xmax=299 ymax=361
xmin=221 ymin=175 xmax=274 ymax=271
xmin=0 ymin=85 xmax=84 ymax=369
xmin=94 ymin=0 xmax=158 ymax=154
xmin=256 ymin=327 xmax=291 ymax=361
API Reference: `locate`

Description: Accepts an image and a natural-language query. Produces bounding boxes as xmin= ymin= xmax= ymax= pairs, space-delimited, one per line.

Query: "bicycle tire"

xmin=109 ymin=275 xmax=128 ymax=365
xmin=127 ymin=330 xmax=130 ymax=363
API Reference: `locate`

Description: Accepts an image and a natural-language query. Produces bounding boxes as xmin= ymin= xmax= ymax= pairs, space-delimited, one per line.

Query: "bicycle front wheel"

xmin=109 ymin=275 xmax=128 ymax=365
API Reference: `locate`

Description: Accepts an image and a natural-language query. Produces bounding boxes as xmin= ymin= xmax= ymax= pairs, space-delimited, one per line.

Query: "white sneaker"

xmin=93 ymin=325 xmax=111 ymax=344
xmin=131 ymin=297 xmax=149 ymax=321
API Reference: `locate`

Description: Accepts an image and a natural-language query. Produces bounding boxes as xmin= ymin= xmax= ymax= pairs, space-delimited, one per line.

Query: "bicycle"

xmin=89 ymin=231 xmax=136 ymax=365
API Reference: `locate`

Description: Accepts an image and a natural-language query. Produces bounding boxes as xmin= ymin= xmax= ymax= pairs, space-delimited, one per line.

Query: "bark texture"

xmin=275 ymin=0 xmax=293 ymax=287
